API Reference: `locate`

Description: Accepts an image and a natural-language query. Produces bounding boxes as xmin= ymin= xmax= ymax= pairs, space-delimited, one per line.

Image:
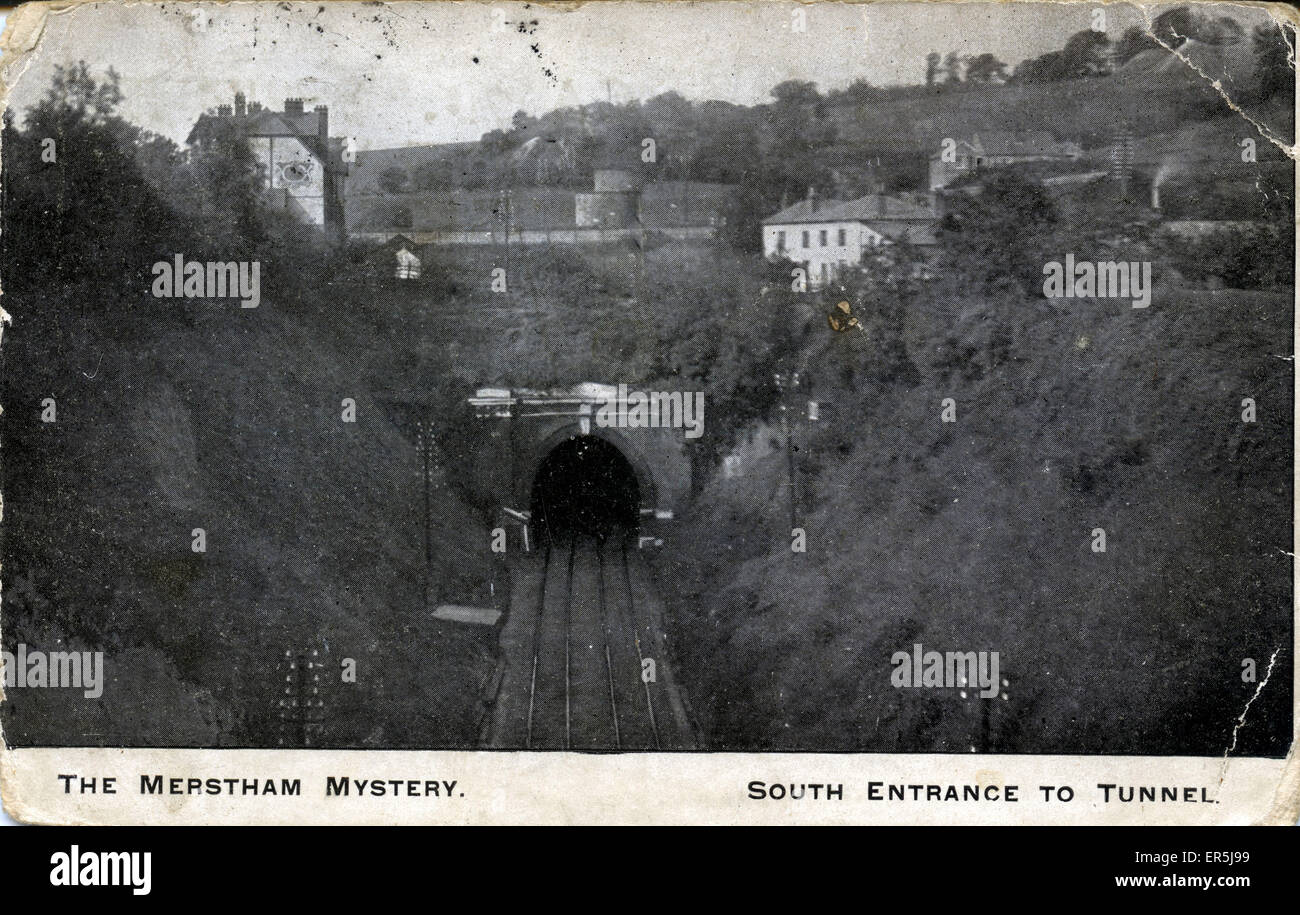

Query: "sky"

xmin=0 ymin=1 xmax=1284 ymax=149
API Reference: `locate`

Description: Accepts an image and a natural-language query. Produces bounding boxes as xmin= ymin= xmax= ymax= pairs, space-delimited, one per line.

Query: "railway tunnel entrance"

xmin=468 ymin=385 xmax=692 ymax=545
xmin=529 ymin=435 xmax=640 ymax=541
xmin=471 ymin=385 xmax=697 ymax=749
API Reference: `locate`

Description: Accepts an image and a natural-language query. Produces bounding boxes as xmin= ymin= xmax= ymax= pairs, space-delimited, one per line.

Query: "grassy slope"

xmin=2 ymin=287 xmax=495 ymax=747
xmin=658 ymin=282 xmax=1292 ymax=754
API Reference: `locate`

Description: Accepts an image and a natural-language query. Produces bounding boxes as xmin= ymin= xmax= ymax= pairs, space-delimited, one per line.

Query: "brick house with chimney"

xmin=187 ymin=93 xmax=350 ymax=237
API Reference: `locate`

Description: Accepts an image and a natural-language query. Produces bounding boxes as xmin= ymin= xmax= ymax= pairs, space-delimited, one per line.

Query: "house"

xmin=187 ymin=93 xmax=351 ymax=237
xmin=761 ymin=191 xmax=939 ymax=289
xmin=361 ymin=234 xmax=430 ymax=282
xmin=928 ymin=131 xmax=1083 ymax=190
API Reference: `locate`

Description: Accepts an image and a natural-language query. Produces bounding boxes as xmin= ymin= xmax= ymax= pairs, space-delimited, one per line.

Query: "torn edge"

xmin=1136 ymin=1 xmax=1297 ymax=159
xmin=0 ymin=0 xmax=1295 ymax=828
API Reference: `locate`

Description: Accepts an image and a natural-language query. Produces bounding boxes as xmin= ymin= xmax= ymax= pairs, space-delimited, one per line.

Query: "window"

xmin=802 ymin=230 xmax=810 ymax=248
xmin=776 ymin=230 xmax=786 ymax=252
xmin=819 ymin=229 xmax=828 ymax=246
xmin=837 ymin=228 xmax=847 ymax=246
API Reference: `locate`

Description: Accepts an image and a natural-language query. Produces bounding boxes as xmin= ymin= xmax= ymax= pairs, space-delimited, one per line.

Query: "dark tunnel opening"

xmin=530 ymin=435 xmax=641 ymax=542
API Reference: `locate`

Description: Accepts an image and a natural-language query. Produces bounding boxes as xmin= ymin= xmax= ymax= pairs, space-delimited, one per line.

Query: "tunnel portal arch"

xmin=468 ymin=384 xmax=692 ymax=545
xmin=528 ymin=431 xmax=645 ymax=540
xmin=521 ymin=423 xmax=658 ymax=522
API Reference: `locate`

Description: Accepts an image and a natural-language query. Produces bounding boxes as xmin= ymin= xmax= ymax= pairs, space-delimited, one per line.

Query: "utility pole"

xmin=501 ymin=187 xmax=513 ymax=305
xmin=775 ymin=371 xmax=801 ymax=531
xmin=277 ymin=648 xmax=325 ymax=747
xmin=1110 ymin=128 xmax=1134 ymax=201
xmin=414 ymin=415 xmax=436 ymax=609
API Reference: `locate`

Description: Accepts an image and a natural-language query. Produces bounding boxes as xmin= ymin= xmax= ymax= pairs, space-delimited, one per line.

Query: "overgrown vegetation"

xmin=2 ymin=10 xmax=1293 ymax=755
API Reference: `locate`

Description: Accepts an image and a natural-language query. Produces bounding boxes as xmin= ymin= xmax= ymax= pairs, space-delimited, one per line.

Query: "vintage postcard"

xmin=0 ymin=0 xmax=1296 ymax=825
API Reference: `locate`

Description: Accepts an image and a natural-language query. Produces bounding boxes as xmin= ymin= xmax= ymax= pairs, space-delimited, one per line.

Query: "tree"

xmin=964 ymin=53 xmax=1008 ymax=83
xmin=1112 ymin=25 xmax=1159 ymax=65
xmin=943 ymin=52 xmax=964 ymax=84
xmin=937 ymin=170 xmax=1058 ymax=294
xmin=3 ymin=63 xmax=182 ymax=294
xmin=770 ymin=79 xmax=823 ymax=107
xmin=1013 ymin=51 xmax=1067 ymax=83
xmin=1015 ymin=30 xmax=1112 ymax=82
xmin=761 ymin=81 xmax=837 ymax=215
xmin=643 ymin=91 xmax=693 ymax=128
xmin=1060 ymin=30 xmax=1111 ymax=77
xmin=412 ymin=159 xmax=453 ymax=191
xmin=838 ymin=79 xmax=878 ymax=105
xmin=480 ymin=128 xmax=517 ymax=157
xmin=186 ymin=113 xmax=269 ymax=246
xmin=925 ymin=51 xmax=942 ymax=88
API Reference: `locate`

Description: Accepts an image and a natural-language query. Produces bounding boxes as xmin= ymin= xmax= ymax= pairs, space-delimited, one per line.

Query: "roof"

xmin=188 ymin=107 xmax=328 ymax=143
xmin=763 ymin=193 xmax=936 ymax=226
xmin=762 ymin=197 xmax=831 ymax=225
xmin=873 ymin=222 xmax=939 ymax=246
xmin=929 ymin=131 xmax=1082 ymax=161
xmin=187 ymin=106 xmax=349 ymax=174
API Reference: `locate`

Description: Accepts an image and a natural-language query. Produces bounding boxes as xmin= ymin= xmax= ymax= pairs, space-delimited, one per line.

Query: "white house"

xmin=762 ymin=192 xmax=938 ymax=289
xmin=394 ymin=246 xmax=422 ymax=280
xmin=187 ymin=94 xmax=350 ymax=237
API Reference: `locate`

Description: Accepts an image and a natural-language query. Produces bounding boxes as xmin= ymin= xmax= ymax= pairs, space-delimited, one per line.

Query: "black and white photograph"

xmin=0 ymin=0 xmax=1295 ymax=825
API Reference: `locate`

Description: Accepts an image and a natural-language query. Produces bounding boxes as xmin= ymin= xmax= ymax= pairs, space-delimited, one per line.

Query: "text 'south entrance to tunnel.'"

xmin=530 ymin=435 xmax=640 ymax=541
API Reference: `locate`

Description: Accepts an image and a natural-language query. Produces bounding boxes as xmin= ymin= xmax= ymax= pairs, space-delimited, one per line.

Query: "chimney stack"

xmin=807 ymin=186 xmax=820 ymax=212
xmin=234 ymin=92 xmax=246 ymax=117
xmin=216 ymin=104 xmax=232 ymax=117
xmin=315 ymin=104 xmax=329 ymax=145
xmin=284 ymin=98 xmax=304 ymax=116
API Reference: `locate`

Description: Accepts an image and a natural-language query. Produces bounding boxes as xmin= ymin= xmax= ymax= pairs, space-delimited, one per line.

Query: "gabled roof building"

xmin=188 ymin=93 xmax=350 ymax=237
xmin=929 ymin=131 xmax=1083 ymax=190
xmin=761 ymin=191 xmax=939 ymax=289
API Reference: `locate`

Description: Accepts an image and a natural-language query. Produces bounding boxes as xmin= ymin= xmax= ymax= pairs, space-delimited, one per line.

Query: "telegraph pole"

xmin=1110 ymin=128 xmax=1134 ymax=201
xmin=415 ymin=415 xmax=435 ymax=609
xmin=775 ymin=371 xmax=801 ymax=531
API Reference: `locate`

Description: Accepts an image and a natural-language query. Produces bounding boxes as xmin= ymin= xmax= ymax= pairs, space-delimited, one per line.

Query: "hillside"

xmin=658 ymin=281 xmax=1293 ymax=755
xmin=1 ymin=287 xmax=498 ymax=748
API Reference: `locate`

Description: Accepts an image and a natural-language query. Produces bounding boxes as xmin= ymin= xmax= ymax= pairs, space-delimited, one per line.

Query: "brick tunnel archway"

xmin=522 ymin=424 xmax=658 ymax=541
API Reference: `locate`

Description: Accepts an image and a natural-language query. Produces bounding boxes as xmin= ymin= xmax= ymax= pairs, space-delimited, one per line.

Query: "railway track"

xmin=492 ymin=532 xmax=691 ymax=750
